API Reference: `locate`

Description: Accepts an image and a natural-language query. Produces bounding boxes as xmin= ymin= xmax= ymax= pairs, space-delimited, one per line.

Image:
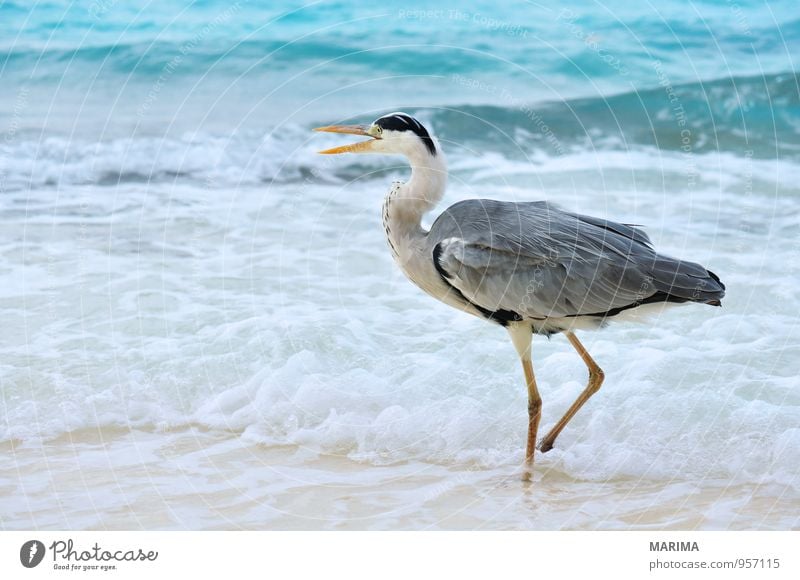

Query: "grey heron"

xmin=314 ymin=112 xmax=725 ymax=482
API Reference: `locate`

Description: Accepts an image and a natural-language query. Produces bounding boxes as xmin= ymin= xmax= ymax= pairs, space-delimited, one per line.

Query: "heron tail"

xmin=648 ymin=256 xmax=726 ymax=306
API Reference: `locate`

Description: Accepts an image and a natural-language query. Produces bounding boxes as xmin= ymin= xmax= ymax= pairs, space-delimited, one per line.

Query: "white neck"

xmin=382 ymin=148 xmax=447 ymax=262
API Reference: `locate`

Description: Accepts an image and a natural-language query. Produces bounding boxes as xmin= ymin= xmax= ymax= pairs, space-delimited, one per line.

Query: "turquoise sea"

xmin=1 ymin=1 xmax=799 ymax=530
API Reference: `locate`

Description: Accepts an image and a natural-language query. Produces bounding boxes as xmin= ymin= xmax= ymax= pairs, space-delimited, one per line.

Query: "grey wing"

xmin=429 ymin=199 xmax=724 ymax=321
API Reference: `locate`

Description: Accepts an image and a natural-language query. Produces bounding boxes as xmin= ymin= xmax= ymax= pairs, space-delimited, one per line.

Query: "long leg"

xmin=521 ymin=357 xmax=542 ymax=481
xmin=538 ymin=331 xmax=604 ymax=453
xmin=507 ymin=324 xmax=542 ymax=482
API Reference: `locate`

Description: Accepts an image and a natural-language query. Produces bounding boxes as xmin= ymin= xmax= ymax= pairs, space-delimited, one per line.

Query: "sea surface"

xmin=1 ymin=0 xmax=799 ymax=530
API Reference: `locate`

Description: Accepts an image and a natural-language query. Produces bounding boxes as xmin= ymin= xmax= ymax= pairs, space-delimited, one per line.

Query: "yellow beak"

xmin=313 ymin=124 xmax=379 ymax=154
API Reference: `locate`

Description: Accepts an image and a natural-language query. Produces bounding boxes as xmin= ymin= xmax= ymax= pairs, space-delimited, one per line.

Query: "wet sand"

xmin=1 ymin=427 xmax=795 ymax=530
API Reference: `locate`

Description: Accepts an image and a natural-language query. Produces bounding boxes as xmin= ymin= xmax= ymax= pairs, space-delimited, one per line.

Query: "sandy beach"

xmin=2 ymin=427 xmax=795 ymax=530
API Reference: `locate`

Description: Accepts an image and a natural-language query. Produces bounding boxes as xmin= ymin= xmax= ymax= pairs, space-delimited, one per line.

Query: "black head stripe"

xmin=375 ymin=113 xmax=437 ymax=156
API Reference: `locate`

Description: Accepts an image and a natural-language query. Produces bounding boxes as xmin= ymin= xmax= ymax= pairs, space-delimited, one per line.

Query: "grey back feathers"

xmin=429 ymin=199 xmax=724 ymax=327
xmin=375 ymin=113 xmax=437 ymax=156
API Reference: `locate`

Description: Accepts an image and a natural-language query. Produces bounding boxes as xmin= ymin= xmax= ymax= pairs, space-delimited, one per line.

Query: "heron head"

xmin=314 ymin=112 xmax=437 ymax=158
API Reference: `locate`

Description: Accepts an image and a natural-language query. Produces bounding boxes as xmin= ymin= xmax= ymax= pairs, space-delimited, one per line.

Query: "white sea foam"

xmin=2 ymin=144 xmax=798 ymax=495
xmin=4 ymin=126 xmax=799 ymax=196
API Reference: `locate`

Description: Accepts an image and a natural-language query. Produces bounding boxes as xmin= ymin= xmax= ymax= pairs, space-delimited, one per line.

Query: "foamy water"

xmin=2 ymin=139 xmax=799 ymax=528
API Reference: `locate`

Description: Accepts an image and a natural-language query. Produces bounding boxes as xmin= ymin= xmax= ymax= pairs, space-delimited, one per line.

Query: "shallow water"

xmin=3 ymin=428 xmax=796 ymax=530
xmin=2 ymin=162 xmax=798 ymax=529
